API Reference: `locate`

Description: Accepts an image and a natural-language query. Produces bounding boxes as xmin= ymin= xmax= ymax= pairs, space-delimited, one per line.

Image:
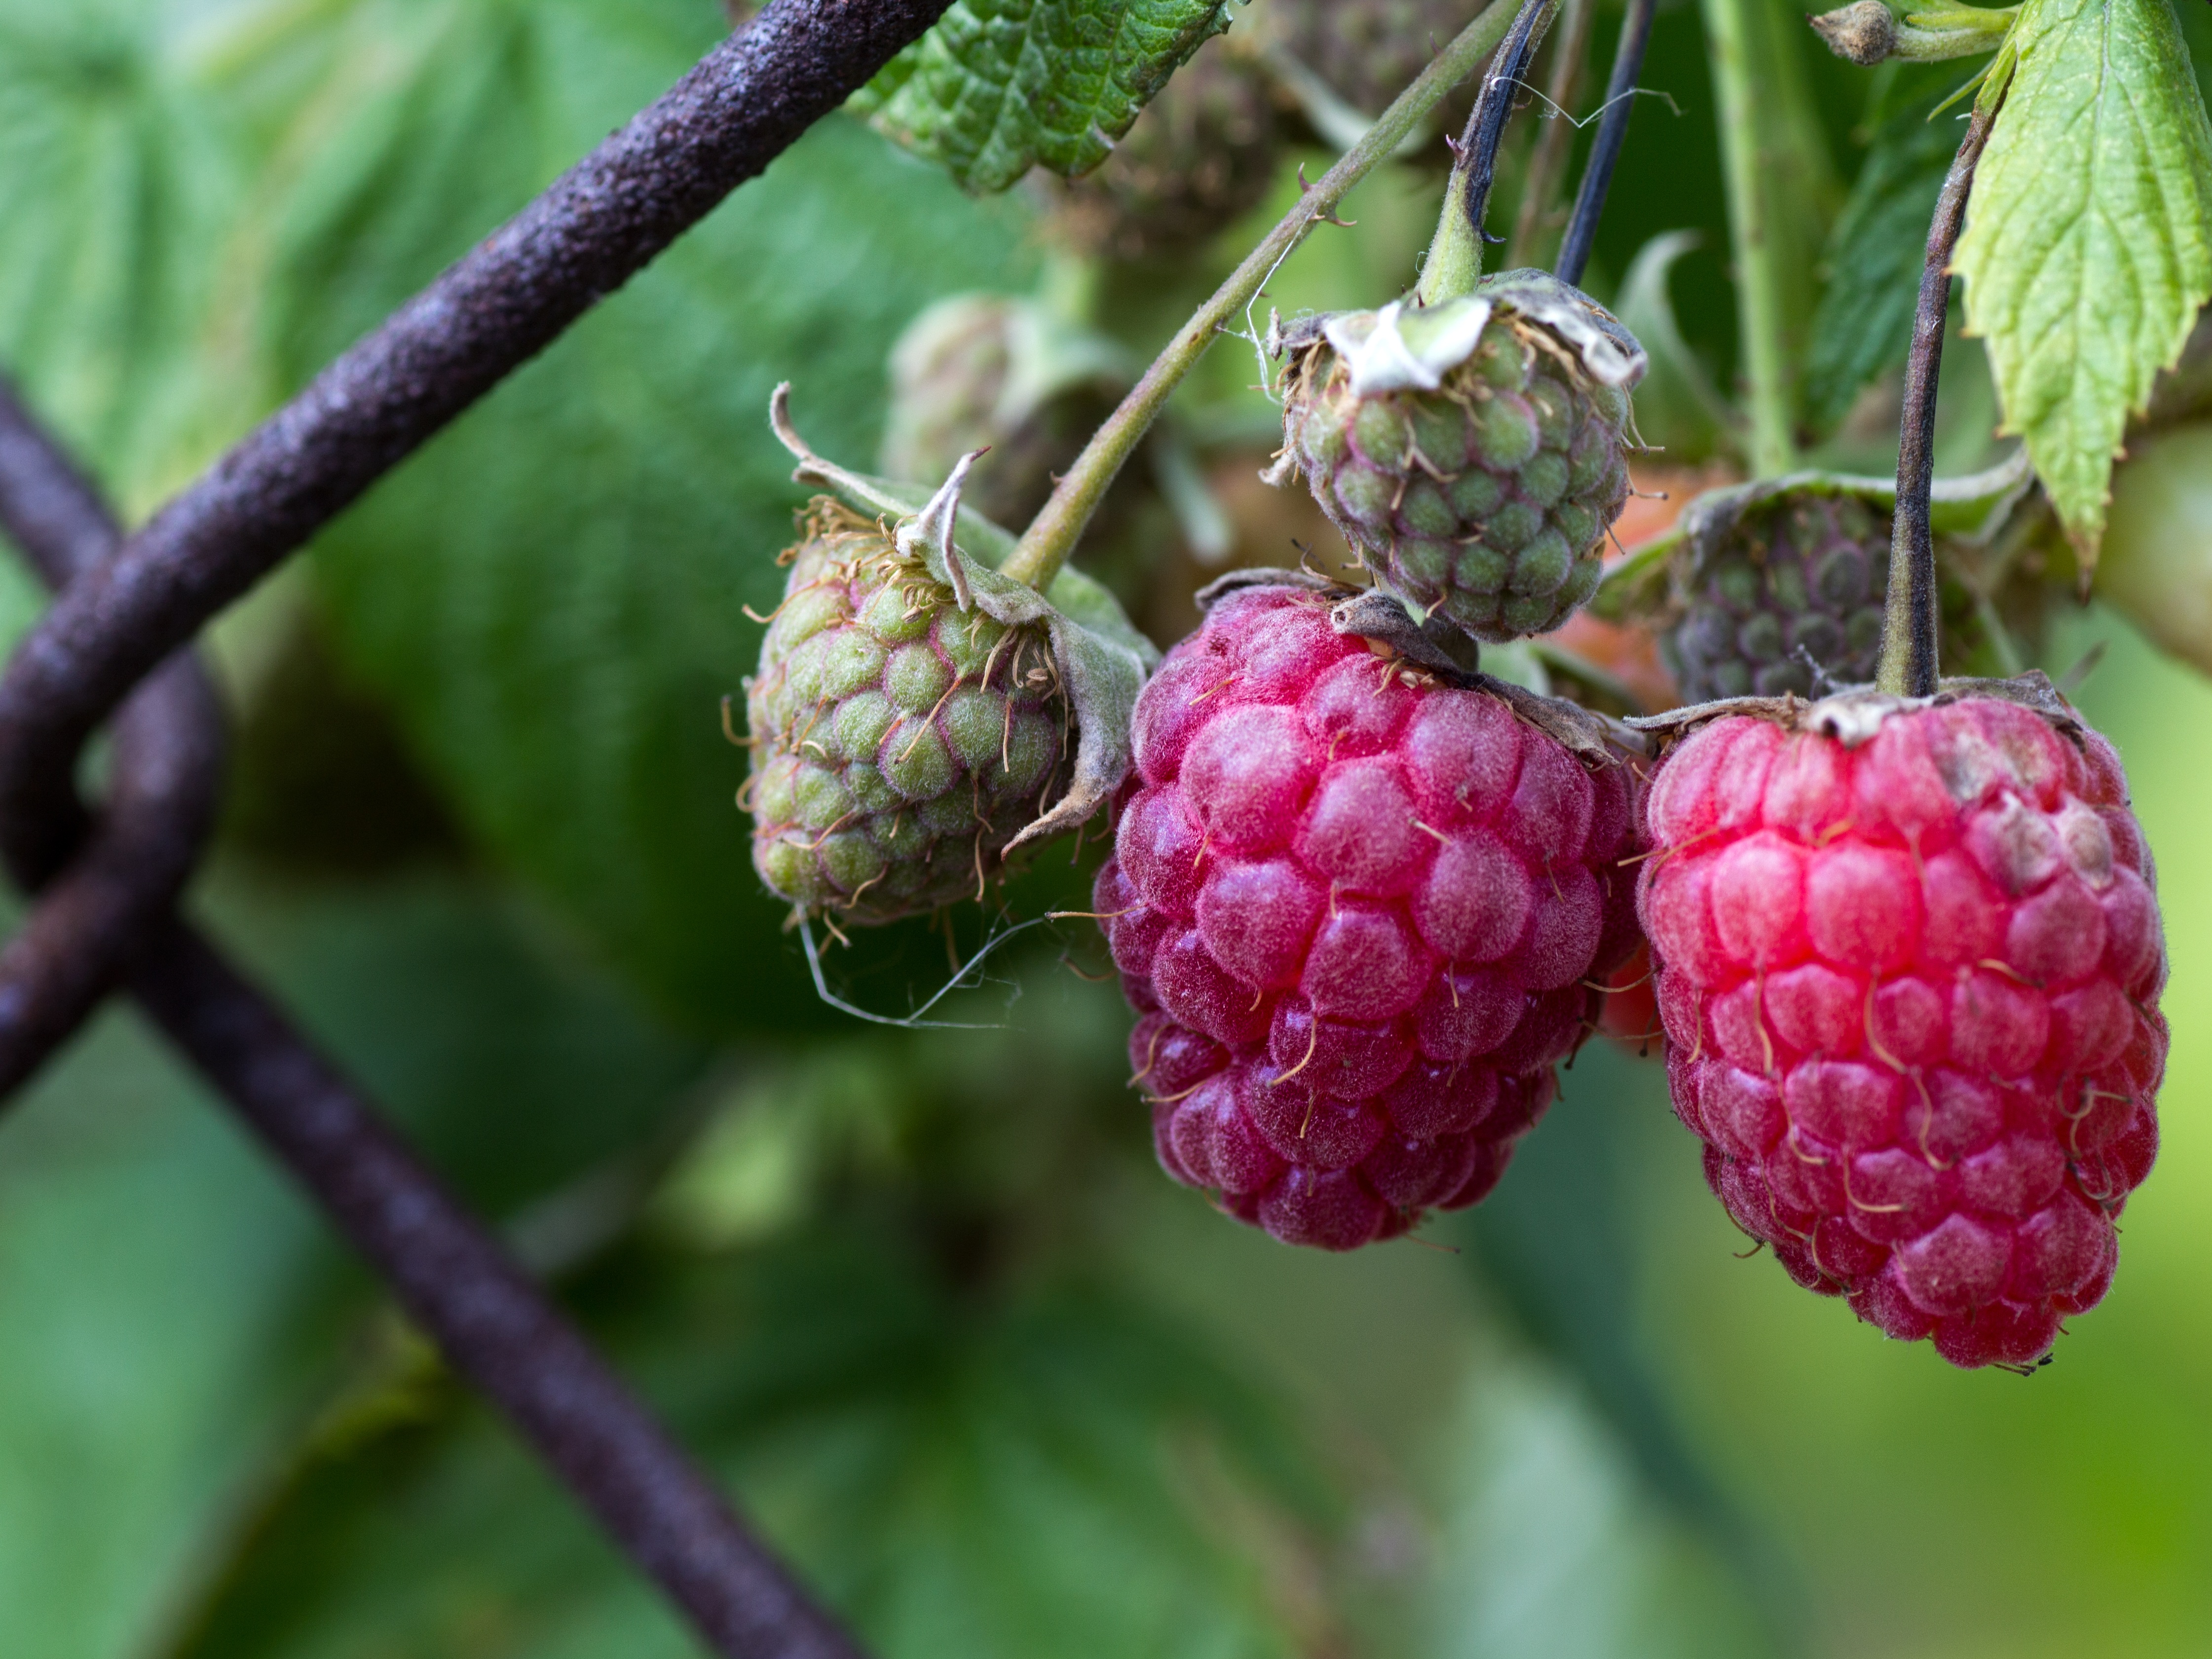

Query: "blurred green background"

xmin=1 ymin=0 xmax=2210 ymax=1654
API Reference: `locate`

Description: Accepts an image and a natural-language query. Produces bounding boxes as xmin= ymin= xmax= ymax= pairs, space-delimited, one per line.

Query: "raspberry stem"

xmin=1554 ymin=0 xmax=1656 ymax=288
xmin=1703 ymin=0 xmax=1802 ymax=476
xmin=1505 ymin=0 xmax=1598 ymax=270
xmin=1414 ymin=0 xmax=1560 ymax=308
xmin=1875 ymin=99 xmax=2000 ymax=697
xmin=999 ymin=0 xmax=1521 ymax=595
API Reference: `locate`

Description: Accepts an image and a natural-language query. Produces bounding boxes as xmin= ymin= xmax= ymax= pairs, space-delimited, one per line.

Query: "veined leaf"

xmin=853 ymin=0 xmax=1235 ymax=192
xmin=1954 ymin=0 xmax=2212 ymax=561
xmin=1806 ymin=64 xmax=1977 ymax=433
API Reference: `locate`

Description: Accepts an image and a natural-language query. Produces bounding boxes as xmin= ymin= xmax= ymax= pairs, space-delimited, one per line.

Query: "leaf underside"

xmin=853 ymin=0 xmax=1235 ymax=192
xmin=1954 ymin=0 xmax=2212 ymax=561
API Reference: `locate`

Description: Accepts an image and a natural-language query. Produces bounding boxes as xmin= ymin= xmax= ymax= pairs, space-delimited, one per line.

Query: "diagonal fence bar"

xmin=0 ymin=377 xmax=871 ymax=1658
xmin=0 ymin=0 xmax=961 ymax=1645
xmin=0 ymin=379 xmax=226 ymax=1096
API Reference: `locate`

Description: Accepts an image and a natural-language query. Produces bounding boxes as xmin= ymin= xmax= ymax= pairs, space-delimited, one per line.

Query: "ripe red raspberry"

xmin=1639 ymin=695 xmax=2166 ymax=1367
xmin=1097 ymin=581 xmax=1642 ymax=1249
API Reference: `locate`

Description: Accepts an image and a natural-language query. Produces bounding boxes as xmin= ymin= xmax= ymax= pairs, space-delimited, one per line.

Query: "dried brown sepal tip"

xmin=1809 ymin=0 xmax=1896 ymax=65
xmin=1807 ymin=0 xmax=2016 ymax=65
xmin=744 ymin=388 xmax=1157 ymax=927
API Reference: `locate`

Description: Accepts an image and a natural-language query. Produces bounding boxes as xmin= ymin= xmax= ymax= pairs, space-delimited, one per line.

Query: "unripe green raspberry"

xmin=1270 ymin=278 xmax=1644 ymax=643
xmin=1048 ymin=40 xmax=1280 ymax=262
xmin=1667 ymin=492 xmax=1892 ymax=700
xmin=747 ymin=500 xmax=1069 ymax=923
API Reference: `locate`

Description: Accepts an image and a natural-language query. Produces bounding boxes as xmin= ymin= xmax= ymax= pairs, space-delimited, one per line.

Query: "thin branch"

xmin=998 ymin=0 xmax=1522 ymax=593
xmin=1877 ymin=103 xmax=1998 ymax=697
xmin=0 ymin=375 xmax=867 ymax=1659
xmin=1554 ymin=0 xmax=1656 ymax=288
xmin=1415 ymin=0 xmax=1560 ymax=307
xmin=1702 ymin=0 xmax=1798 ymax=474
xmin=1507 ymin=0 xmax=1597 ymax=270
xmin=0 ymin=0 xmax=955 ymax=910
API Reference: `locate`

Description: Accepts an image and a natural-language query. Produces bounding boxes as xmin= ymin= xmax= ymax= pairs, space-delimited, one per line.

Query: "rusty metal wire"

xmin=0 ymin=0 xmax=956 ymax=1649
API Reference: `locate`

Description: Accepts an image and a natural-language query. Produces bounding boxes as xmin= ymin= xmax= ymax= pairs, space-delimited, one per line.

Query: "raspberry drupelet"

xmin=1639 ymin=695 xmax=2166 ymax=1367
xmin=1096 ymin=581 xmax=1642 ymax=1249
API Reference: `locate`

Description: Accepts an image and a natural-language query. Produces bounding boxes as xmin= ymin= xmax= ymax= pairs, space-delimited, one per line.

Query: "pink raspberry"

xmin=1097 ymin=581 xmax=1642 ymax=1249
xmin=1638 ymin=697 xmax=2166 ymax=1367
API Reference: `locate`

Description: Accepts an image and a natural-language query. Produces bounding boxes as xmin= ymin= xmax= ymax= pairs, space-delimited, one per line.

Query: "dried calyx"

xmin=1265 ymin=271 xmax=1646 ymax=644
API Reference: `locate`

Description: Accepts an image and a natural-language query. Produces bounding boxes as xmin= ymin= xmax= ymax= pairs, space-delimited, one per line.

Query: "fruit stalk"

xmin=1876 ymin=100 xmax=1999 ymax=697
xmin=998 ymin=0 xmax=1521 ymax=593
xmin=1553 ymin=0 xmax=1654 ymax=287
xmin=1702 ymin=0 xmax=1799 ymax=475
xmin=1505 ymin=0 xmax=1597 ymax=269
xmin=1413 ymin=0 xmax=1561 ymax=307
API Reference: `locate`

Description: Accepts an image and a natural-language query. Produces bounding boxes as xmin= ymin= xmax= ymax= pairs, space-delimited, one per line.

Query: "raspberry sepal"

xmin=745 ymin=390 xmax=1157 ymax=924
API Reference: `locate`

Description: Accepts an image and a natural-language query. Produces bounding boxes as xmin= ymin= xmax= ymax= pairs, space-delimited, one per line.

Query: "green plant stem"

xmin=1415 ymin=0 xmax=1559 ymax=307
xmin=1702 ymin=0 xmax=1797 ymax=476
xmin=998 ymin=0 xmax=1519 ymax=593
xmin=1876 ymin=100 xmax=1998 ymax=696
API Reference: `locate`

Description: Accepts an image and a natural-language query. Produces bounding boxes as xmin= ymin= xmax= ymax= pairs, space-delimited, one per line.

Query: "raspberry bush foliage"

xmin=10 ymin=0 xmax=2212 ymax=1649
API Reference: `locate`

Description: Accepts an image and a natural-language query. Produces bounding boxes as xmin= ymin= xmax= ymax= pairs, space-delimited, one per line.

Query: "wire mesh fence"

xmin=0 ymin=2 xmax=953 ymax=1651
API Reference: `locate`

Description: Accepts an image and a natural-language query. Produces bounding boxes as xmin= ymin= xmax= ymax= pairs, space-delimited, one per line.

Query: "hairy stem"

xmin=1413 ymin=0 xmax=1560 ymax=309
xmin=1554 ymin=0 xmax=1655 ymax=288
xmin=1702 ymin=0 xmax=1797 ymax=475
xmin=1876 ymin=102 xmax=1998 ymax=697
xmin=1506 ymin=0 xmax=1596 ymax=270
xmin=998 ymin=0 xmax=1520 ymax=592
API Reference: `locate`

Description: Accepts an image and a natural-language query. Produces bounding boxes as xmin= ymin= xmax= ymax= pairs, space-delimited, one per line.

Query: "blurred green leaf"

xmin=1612 ymin=230 xmax=1738 ymax=464
xmin=0 ymin=1014 xmax=330 ymax=1659
xmin=210 ymin=870 xmax=715 ymax=1216
xmin=158 ymin=1220 xmax=1338 ymax=1659
xmin=852 ymin=0 xmax=1235 ymax=192
xmin=1804 ymin=64 xmax=1974 ymax=434
xmin=1954 ymin=0 xmax=2212 ymax=561
xmin=1426 ymin=1357 xmax=1773 ymax=1659
xmin=0 ymin=0 xmax=264 ymax=503
xmin=1451 ymin=1044 xmax=1802 ymax=1648
xmin=217 ymin=0 xmax=1039 ymax=1035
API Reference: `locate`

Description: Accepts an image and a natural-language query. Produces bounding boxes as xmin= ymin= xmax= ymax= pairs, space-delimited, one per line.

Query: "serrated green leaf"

xmin=852 ymin=0 xmax=1235 ymax=192
xmin=1805 ymin=65 xmax=1974 ymax=433
xmin=1954 ymin=0 xmax=2212 ymax=560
